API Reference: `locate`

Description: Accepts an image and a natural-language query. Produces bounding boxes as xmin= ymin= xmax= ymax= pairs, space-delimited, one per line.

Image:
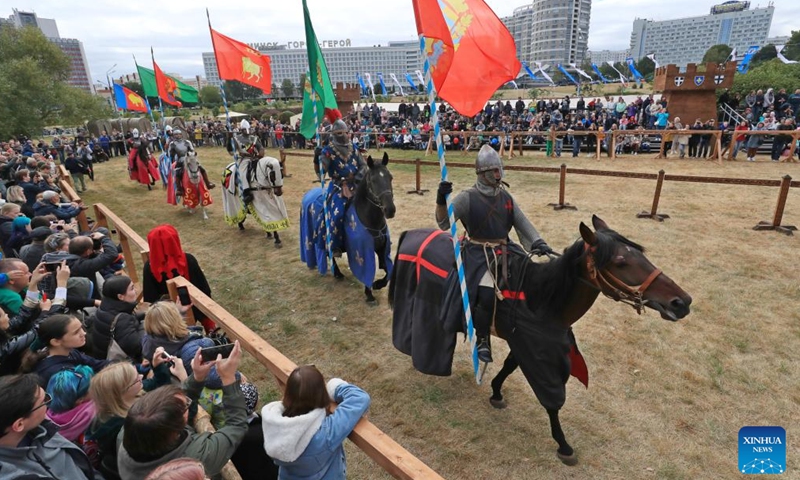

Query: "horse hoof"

xmin=366 ymin=298 xmax=378 ymax=306
xmin=489 ymin=397 xmax=507 ymax=409
xmin=274 ymin=241 xmax=283 ymax=249
xmin=557 ymin=452 xmax=578 ymax=466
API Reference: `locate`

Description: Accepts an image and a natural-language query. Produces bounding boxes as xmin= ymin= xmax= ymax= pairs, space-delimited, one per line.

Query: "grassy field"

xmin=82 ymin=145 xmax=799 ymax=479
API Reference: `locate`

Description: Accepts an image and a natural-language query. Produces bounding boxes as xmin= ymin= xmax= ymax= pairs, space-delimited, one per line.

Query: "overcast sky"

xmin=9 ymin=0 xmax=798 ymax=83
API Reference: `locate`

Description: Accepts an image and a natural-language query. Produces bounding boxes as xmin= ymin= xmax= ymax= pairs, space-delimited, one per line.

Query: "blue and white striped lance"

xmin=419 ymin=36 xmax=480 ymax=384
xmin=309 ymin=78 xmax=333 ymax=269
xmin=219 ymin=84 xmax=246 ymax=204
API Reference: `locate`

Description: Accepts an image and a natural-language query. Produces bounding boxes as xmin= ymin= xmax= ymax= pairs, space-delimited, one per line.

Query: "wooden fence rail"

xmin=56 ymin=165 xmax=90 ymax=232
xmin=165 ymin=276 xmax=445 ymax=480
xmin=281 ymin=151 xmax=798 ymax=235
xmin=291 ymin=128 xmax=799 ymax=164
xmin=92 ymin=203 xmax=150 ymax=290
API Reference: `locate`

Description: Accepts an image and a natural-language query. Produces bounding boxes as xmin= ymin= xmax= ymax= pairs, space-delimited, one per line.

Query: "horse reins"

xmin=583 ymin=244 xmax=662 ymax=314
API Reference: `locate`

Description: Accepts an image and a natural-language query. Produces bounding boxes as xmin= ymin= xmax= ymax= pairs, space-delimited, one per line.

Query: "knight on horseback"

xmin=436 ymin=144 xmax=553 ymax=363
xmin=169 ymin=129 xmax=214 ymax=197
xmin=223 ymin=119 xmax=289 ymax=247
xmin=318 ymin=110 xmax=366 ymax=257
xmin=127 ymin=128 xmax=160 ymax=190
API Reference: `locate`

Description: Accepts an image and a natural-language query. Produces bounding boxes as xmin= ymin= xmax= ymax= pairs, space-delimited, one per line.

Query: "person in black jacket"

xmin=40 ymin=231 xmax=119 ymax=301
xmin=143 ymin=224 xmax=214 ymax=333
xmin=85 ymin=276 xmax=144 ymax=361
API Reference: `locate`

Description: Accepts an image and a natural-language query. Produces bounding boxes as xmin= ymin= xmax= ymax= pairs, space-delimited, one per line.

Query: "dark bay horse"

xmin=300 ymin=152 xmax=396 ymax=304
xmin=388 ymin=215 xmax=692 ymax=465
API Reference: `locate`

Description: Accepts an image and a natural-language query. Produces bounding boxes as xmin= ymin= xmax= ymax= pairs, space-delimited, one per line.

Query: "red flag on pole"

xmin=152 ymin=49 xmax=182 ymax=107
xmin=412 ymin=0 xmax=520 ymax=117
xmin=210 ymin=28 xmax=272 ymax=94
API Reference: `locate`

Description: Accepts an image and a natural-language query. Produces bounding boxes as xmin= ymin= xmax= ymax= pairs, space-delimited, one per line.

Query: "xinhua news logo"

xmin=739 ymin=426 xmax=786 ymax=474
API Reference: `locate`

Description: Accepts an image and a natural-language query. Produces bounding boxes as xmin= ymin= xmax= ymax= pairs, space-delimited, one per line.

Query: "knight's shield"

xmin=694 ymin=76 xmax=705 ymax=86
xmin=674 ymin=76 xmax=685 ymax=87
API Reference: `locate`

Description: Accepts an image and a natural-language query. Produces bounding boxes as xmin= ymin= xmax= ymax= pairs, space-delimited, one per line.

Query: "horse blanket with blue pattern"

xmin=300 ymin=188 xmax=392 ymax=288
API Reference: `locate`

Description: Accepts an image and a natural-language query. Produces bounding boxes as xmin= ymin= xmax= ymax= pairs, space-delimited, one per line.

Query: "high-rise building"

xmin=588 ymin=49 xmax=630 ymax=65
xmin=203 ymin=40 xmax=424 ymax=92
xmin=629 ymin=1 xmax=774 ymax=67
xmin=502 ymin=0 xmax=591 ymax=67
xmin=2 ymin=9 xmax=93 ymax=93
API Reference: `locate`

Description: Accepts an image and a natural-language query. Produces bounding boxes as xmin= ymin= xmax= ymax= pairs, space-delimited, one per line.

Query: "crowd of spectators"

xmin=0 ymin=134 xmax=371 ymax=479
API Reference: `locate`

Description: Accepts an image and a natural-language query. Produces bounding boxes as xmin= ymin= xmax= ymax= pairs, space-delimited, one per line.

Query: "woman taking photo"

xmin=261 ymin=365 xmax=370 ymax=479
xmin=87 ymin=355 xmax=185 ymax=479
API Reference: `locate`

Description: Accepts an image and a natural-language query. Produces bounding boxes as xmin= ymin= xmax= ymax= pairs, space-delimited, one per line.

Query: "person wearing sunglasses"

xmin=0 ymin=373 xmax=98 ymax=479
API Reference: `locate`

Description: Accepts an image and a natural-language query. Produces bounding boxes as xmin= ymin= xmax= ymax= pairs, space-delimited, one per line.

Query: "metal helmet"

xmin=239 ymin=119 xmax=250 ymax=134
xmin=330 ymin=119 xmax=352 ymax=157
xmin=165 ymin=125 xmax=173 ymax=133
xmin=475 ymin=144 xmax=504 ymax=186
xmin=173 ymin=129 xmax=182 ymax=136
xmin=132 ymin=128 xmax=140 ymax=139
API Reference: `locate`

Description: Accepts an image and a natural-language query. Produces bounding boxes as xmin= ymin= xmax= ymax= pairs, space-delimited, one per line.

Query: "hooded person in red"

xmin=141 ymin=225 xmax=215 ymax=333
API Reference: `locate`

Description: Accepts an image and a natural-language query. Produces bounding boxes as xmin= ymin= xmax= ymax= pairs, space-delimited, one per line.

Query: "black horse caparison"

xmin=389 ymin=215 xmax=692 ymax=465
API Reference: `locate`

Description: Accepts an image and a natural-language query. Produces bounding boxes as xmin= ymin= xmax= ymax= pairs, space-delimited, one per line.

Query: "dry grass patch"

xmin=82 ymin=146 xmax=799 ymax=479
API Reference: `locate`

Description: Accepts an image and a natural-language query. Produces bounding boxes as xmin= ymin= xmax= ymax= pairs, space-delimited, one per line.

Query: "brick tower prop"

xmin=653 ymin=62 xmax=737 ymax=124
xmin=333 ymin=82 xmax=362 ymax=117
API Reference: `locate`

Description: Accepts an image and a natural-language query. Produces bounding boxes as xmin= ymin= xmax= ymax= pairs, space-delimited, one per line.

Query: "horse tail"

xmin=387 ymin=229 xmax=410 ymax=309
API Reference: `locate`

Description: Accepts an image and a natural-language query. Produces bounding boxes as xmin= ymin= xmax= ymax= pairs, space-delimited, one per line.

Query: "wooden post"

xmin=425 ymin=132 xmax=433 ymax=156
xmin=547 ymin=164 xmax=577 ymax=211
xmin=519 ymin=132 xmax=524 ymax=157
xmin=727 ymin=133 xmax=737 ymax=162
xmin=611 ymin=131 xmax=618 ymax=159
xmin=713 ymin=131 xmax=723 ymax=164
xmin=406 ymin=158 xmax=429 ymax=195
xmin=508 ymin=132 xmax=515 ymax=159
xmin=753 ymin=175 xmax=797 ymax=235
xmin=596 ymin=131 xmax=602 ymax=159
xmin=279 ymin=149 xmax=290 ymax=178
xmin=548 ymin=129 xmax=556 ymax=158
xmin=637 ymin=170 xmax=670 ymax=221
xmin=658 ymin=132 xmax=667 ymax=159
xmin=498 ymin=134 xmax=505 ymax=157
xmin=781 ymin=132 xmax=798 ymax=163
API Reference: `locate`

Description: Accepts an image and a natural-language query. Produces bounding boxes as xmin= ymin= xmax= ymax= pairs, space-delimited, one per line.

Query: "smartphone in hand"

xmin=200 ymin=343 xmax=235 ymax=363
xmin=176 ymin=286 xmax=191 ymax=306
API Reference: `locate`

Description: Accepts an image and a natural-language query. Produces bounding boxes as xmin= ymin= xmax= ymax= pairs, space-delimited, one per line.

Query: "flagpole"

xmin=207 ymin=10 xmax=248 ymax=208
xmin=133 ymin=54 xmax=166 ymax=158
xmin=309 ymin=71 xmax=333 ymax=270
xmin=419 ymin=36 xmax=480 ymax=384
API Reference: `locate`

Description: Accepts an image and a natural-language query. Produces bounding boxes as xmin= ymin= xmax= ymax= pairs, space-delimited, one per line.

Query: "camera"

xmin=92 ymin=238 xmax=102 ymax=250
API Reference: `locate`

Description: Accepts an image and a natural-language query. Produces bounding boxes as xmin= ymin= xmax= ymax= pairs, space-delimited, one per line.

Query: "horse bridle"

xmin=364 ymin=168 xmax=392 ymax=210
xmin=583 ymin=244 xmax=662 ymax=315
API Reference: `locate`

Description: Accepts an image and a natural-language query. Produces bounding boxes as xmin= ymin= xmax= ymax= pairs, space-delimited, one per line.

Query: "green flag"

xmin=300 ymin=0 xmax=337 ymax=139
xmin=135 ymin=64 xmax=199 ymax=104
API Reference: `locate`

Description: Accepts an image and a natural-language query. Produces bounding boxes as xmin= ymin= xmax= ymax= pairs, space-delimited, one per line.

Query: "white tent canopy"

xmin=217 ymin=111 xmax=249 ymax=119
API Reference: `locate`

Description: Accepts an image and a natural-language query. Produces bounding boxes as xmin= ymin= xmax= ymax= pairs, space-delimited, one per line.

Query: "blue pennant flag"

xmin=405 ymin=73 xmax=418 ymax=91
xmin=591 ymin=63 xmax=610 ymax=83
xmin=626 ymin=57 xmax=645 ymax=81
xmin=737 ymin=46 xmax=760 ymax=74
xmin=556 ymin=64 xmax=579 ymax=86
xmin=356 ymin=73 xmax=367 ymax=96
xmin=377 ymin=72 xmax=388 ymax=95
xmin=521 ymin=61 xmax=540 ymax=81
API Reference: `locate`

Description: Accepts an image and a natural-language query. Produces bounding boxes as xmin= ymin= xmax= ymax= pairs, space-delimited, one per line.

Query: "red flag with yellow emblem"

xmin=210 ymin=28 xmax=272 ymax=94
xmin=412 ymin=0 xmax=520 ymax=117
xmin=151 ymin=48 xmax=182 ymax=107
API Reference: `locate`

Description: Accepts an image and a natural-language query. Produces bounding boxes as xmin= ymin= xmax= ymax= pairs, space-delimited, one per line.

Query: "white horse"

xmin=222 ymin=155 xmax=289 ymax=247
